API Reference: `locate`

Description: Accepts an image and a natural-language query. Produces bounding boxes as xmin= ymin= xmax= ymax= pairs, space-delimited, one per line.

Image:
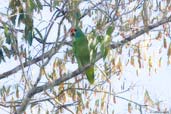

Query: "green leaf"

xmin=4 ymin=25 xmax=11 ymax=44
xmin=6 ymin=86 xmax=11 ymax=96
xmin=100 ymin=35 xmax=110 ymax=60
xmin=97 ymin=35 xmax=110 ymax=59
xmin=95 ymin=100 xmax=99 ymax=106
xmin=9 ymin=0 xmax=23 ymax=25
xmin=24 ymin=16 xmax=33 ymax=45
xmin=100 ymin=43 xmax=107 ymax=59
xmin=6 ymin=37 xmax=11 ymax=44
xmin=75 ymin=10 xmax=81 ymax=20
xmin=0 ymin=49 xmax=5 ymax=63
xmin=77 ymin=91 xmax=83 ymax=102
xmin=35 ymin=0 xmax=43 ymax=10
xmin=87 ymin=31 xmax=98 ymax=63
xmin=2 ymin=46 xmax=11 ymax=58
xmin=53 ymin=0 xmax=59 ymax=7
xmin=74 ymin=9 xmax=81 ymax=26
xmin=10 ymin=14 xmax=17 ymax=25
xmin=18 ymin=6 xmax=24 ymax=25
xmin=34 ymin=28 xmax=43 ymax=39
xmin=106 ymin=26 xmax=114 ymax=36
xmin=97 ymin=35 xmax=103 ymax=43
xmin=25 ymin=25 xmax=33 ymax=45
xmin=27 ymin=30 xmax=33 ymax=46
xmin=29 ymin=0 xmax=36 ymax=12
xmin=30 ymin=102 xmax=38 ymax=109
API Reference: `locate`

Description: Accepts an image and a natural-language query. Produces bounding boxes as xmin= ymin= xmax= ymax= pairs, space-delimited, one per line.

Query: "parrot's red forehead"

xmin=70 ymin=27 xmax=76 ymax=32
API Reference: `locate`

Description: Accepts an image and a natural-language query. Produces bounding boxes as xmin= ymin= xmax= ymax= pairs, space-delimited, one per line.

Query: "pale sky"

xmin=0 ymin=0 xmax=171 ymax=114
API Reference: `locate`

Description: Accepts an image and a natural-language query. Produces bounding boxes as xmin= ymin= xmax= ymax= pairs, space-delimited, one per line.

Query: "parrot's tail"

xmin=85 ymin=66 xmax=94 ymax=84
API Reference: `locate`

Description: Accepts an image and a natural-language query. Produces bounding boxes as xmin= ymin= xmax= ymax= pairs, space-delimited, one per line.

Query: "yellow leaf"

xmin=167 ymin=43 xmax=171 ymax=57
xmin=128 ymin=18 xmax=134 ymax=24
xmin=130 ymin=56 xmax=134 ymax=66
xmin=86 ymin=101 xmax=89 ymax=108
xmin=61 ymin=63 xmax=66 ymax=72
xmin=111 ymin=58 xmax=116 ymax=72
xmin=117 ymin=58 xmax=123 ymax=72
xmin=53 ymin=59 xmax=58 ymax=69
xmin=136 ymin=69 xmax=139 ymax=76
xmin=148 ymin=56 xmax=152 ymax=67
xmin=156 ymin=32 xmax=162 ymax=40
xmin=144 ymin=90 xmax=154 ymax=106
xmin=41 ymin=68 xmax=46 ymax=76
xmin=101 ymin=93 xmax=106 ymax=110
xmin=52 ymin=70 xmax=57 ymax=79
xmin=158 ymin=57 xmax=162 ymax=67
xmin=137 ymin=45 xmax=142 ymax=68
xmin=168 ymin=56 xmax=171 ymax=65
xmin=116 ymin=11 xmax=120 ymax=16
xmin=142 ymin=0 xmax=149 ymax=27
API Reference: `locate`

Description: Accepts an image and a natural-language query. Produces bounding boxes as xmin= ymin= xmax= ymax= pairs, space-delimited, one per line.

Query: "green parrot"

xmin=70 ymin=27 xmax=94 ymax=84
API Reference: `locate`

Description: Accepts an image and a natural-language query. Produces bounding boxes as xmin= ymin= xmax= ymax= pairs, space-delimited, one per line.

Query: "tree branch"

xmin=111 ymin=15 xmax=171 ymax=48
xmin=1 ymin=15 xmax=171 ymax=80
xmin=14 ymin=15 xmax=171 ymax=114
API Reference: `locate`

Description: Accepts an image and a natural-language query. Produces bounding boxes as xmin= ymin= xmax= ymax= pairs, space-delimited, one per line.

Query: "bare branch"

xmin=1 ymin=15 xmax=171 ymax=80
xmin=13 ymin=14 xmax=171 ymax=113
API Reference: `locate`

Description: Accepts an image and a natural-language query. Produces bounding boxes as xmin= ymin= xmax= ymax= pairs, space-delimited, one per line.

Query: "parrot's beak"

xmin=70 ymin=27 xmax=76 ymax=37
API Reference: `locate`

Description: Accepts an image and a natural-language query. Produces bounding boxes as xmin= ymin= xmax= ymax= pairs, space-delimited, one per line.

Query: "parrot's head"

xmin=70 ymin=27 xmax=77 ymax=37
xmin=70 ymin=27 xmax=84 ymax=39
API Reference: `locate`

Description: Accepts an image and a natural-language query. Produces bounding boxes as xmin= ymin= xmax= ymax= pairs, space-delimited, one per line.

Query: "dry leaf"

xmin=128 ymin=103 xmax=132 ymax=113
xmin=164 ymin=38 xmax=167 ymax=48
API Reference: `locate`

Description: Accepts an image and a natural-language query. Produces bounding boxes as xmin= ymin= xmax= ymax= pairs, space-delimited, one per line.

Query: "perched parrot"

xmin=70 ymin=27 xmax=94 ymax=84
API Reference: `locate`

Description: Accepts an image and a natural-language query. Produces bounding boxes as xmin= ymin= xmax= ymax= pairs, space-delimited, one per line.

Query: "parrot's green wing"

xmin=72 ymin=41 xmax=82 ymax=67
xmin=73 ymin=27 xmax=94 ymax=84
